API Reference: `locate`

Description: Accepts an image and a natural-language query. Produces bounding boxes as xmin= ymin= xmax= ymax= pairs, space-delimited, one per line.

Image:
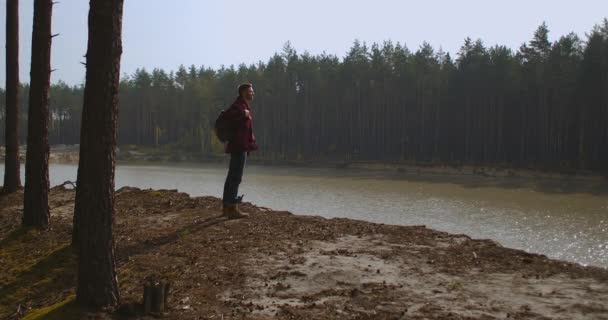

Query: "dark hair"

xmin=238 ymin=83 xmax=253 ymax=96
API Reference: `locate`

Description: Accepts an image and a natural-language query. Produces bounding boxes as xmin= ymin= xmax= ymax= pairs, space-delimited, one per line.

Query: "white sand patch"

xmin=223 ymin=235 xmax=608 ymax=319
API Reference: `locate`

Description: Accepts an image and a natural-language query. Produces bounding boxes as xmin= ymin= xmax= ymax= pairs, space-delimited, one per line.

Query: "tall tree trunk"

xmin=3 ymin=0 xmax=21 ymax=193
xmin=73 ymin=0 xmax=124 ymax=309
xmin=23 ymin=0 xmax=52 ymax=228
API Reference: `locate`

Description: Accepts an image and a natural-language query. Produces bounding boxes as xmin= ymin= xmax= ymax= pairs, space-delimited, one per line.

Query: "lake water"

xmin=2 ymin=162 xmax=607 ymax=268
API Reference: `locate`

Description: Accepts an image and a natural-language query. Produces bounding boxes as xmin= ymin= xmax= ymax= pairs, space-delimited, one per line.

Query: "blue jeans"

xmin=222 ymin=152 xmax=246 ymax=205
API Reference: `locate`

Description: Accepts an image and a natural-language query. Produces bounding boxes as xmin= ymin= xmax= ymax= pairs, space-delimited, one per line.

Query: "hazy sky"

xmin=0 ymin=0 xmax=607 ymax=86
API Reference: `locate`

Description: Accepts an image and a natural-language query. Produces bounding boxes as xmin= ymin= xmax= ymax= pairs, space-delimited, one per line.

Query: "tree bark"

xmin=74 ymin=0 xmax=124 ymax=309
xmin=3 ymin=0 xmax=21 ymax=194
xmin=23 ymin=0 xmax=53 ymax=228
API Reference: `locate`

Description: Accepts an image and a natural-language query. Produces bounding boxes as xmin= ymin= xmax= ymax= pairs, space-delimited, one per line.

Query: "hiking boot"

xmin=222 ymin=204 xmax=249 ymax=219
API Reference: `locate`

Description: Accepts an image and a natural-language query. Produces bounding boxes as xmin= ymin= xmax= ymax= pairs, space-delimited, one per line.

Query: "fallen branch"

xmin=58 ymin=180 xmax=76 ymax=189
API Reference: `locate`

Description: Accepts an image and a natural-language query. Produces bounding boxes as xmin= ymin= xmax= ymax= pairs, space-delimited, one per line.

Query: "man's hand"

xmin=244 ymin=109 xmax=252 ymax=119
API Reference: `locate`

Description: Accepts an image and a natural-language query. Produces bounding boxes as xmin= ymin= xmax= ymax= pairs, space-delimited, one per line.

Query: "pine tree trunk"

xmin=74 ymin=0 xmax=124 ymax=309
xmin=23 ymin=0 xmax=52 ymax=228
xmin=3 ymin=0 xmax=21 ymax=194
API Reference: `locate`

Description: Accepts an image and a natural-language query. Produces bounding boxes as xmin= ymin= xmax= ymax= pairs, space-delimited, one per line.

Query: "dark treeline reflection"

xmin=1 ymin=21 xmax=607 ymax=171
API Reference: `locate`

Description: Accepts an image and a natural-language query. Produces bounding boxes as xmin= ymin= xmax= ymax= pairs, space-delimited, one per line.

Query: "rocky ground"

xmin=1 ymin=187 xmax=607 ymax=319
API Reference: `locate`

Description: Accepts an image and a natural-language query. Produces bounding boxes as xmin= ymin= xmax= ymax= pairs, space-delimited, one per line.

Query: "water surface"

xmin=2 ymin=162 xmax=607 ymax=268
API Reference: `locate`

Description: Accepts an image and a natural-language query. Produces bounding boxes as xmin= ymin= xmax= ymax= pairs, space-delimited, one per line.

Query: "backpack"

xmin=214 ymin=110 xmax=233 ymax=143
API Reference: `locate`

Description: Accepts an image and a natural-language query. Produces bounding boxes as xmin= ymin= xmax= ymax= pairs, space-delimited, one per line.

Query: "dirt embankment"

xmin=1 ymin=187 xmax=607 ymax=319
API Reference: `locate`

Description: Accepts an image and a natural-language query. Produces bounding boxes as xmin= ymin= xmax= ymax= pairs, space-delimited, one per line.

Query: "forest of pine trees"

xmin=2 ymin=21 xmax=607 ymax=172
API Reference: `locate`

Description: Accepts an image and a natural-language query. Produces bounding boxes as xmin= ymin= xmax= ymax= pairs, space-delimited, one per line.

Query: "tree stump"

xmin=143 ymin=279 xmax=170 ymax=314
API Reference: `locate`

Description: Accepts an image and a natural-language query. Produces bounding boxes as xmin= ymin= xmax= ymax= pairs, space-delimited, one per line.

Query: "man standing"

xmin=222 ymin=83 xmax=258 ymax=219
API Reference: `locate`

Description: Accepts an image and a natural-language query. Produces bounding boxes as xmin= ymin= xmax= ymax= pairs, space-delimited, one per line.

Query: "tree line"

xmin=2 ymin=21 xmax=608 ymax=172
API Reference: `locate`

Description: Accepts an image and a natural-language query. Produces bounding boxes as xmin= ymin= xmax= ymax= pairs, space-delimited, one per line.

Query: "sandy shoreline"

xmin=1 ymin=187 xmax=607 ymax=319
xmin=2 ymin=145 xmax=606 ymax=182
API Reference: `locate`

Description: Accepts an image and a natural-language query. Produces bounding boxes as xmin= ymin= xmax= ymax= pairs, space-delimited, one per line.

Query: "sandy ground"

xmin=0 ymin=187 xmax=607 ymax=319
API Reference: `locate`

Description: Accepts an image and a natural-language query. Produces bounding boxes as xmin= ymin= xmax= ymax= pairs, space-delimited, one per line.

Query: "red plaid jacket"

xmin=224 ymin=97 xmax=258 ymax=154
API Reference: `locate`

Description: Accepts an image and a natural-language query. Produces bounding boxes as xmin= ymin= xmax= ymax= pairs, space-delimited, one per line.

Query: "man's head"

xmin=238 ymin=83 xmax=255 ymax=103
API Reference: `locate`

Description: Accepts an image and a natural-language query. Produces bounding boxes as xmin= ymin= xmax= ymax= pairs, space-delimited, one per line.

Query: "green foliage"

xmin=22 ymin=297 xmax=82 ymax=320
xmin=0 ymin=228 xmax=77 ymax=320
